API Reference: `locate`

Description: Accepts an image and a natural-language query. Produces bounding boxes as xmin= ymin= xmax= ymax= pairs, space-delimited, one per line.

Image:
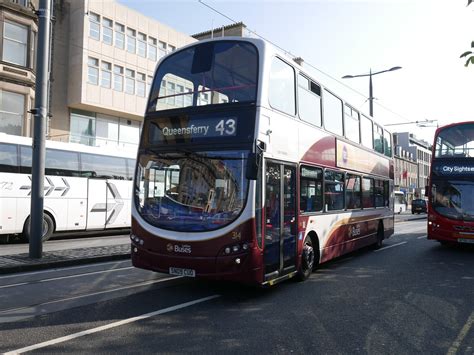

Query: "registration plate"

xmin=458 ymin=238 xmax=474 ymax=244
xmin=169 ymin=267 xmax=196 ymax=277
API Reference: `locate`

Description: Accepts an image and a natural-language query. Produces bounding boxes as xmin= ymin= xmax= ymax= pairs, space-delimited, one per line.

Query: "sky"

xmin=119 ymin=0 xmax=474 ymax=144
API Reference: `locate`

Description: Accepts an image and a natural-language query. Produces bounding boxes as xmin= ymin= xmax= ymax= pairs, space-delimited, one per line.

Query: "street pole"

xmin=369 ymin=69 xmax=373 ymax=117
xmin=29 ymin=0 xmax=53 ymax=259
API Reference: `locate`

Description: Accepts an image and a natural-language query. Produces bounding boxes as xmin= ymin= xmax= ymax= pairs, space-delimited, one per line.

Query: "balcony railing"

xmin=48 ymin=134 xmax=138 ymax=152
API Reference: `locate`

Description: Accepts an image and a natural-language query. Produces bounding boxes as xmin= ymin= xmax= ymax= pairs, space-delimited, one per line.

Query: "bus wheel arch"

xmin=22 ymin=211 xmax=56 ymax=242
xmin=296 ymin=231 xmax=319 ymax=281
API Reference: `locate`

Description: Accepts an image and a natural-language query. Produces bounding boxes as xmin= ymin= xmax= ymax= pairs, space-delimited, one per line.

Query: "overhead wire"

xmin=197 ymin=0 xmax=414 ymax=125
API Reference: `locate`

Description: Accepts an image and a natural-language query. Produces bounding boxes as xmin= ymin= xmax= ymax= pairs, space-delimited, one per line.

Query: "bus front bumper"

xmin=131 ymin=243 xmax=263 ymax=284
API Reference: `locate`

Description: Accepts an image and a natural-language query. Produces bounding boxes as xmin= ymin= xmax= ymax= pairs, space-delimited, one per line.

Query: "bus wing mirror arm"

xmin=246 ymin=140 xmax=265 ymax=180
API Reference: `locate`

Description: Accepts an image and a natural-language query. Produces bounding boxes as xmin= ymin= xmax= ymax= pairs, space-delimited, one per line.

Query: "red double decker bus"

xmin=131 ymin=37 xmax=394 ymax=285
xmin=427 ymin=121 xmax=474 ymax=245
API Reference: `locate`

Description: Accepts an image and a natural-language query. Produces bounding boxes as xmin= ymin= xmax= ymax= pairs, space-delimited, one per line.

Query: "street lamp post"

xmin=342 ymin=66 xmax=402 ymax=117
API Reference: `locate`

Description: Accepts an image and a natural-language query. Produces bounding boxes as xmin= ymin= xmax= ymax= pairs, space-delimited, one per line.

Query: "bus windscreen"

xmin=147 ymin=41 xmax=258 ymax=112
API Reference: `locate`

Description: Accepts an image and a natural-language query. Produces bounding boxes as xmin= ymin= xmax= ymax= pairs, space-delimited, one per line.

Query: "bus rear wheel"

xmin=371 ymin=223 xmax=384 ymax=250
xmin=296 ymin=235 xmax=315 ymax=281
xmin=23 ymin=214 xmax=54 ymax=243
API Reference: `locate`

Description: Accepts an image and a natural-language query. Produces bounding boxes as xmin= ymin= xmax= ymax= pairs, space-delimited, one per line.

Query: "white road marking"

xmin=374 ymin=241 xmax=407 ymax=252
xmin=4 ymin=295 xmax=220 ymax=355
xmin=0 ymin=267 xmax=134 ymax=290
xmin=0 ymin=260 xmax=130 ymax=280
xmin=0 ymin=276 xmax=181 ymax=315
xmin=447 ymin=311 xmax=474 ymax=355
xmin=417 ymin=235 xmax=427 ymax=239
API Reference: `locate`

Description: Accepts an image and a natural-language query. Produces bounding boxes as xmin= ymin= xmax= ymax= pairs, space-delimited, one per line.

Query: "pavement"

xmin=0 ymin=235 xmax=131 ymax=275
xmin=0 ymin=211 xmax=426 ymax=276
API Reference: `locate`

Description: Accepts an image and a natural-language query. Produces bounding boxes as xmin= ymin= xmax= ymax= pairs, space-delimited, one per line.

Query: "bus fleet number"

xmin=215 ymin=119 xmax=236 ymax=136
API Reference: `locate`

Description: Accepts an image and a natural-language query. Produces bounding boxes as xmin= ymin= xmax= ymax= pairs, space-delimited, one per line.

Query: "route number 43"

xmin=215 ymin=119 xmax=236 ymax=136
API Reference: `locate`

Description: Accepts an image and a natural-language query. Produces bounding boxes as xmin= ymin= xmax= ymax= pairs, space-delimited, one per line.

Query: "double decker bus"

xmin=427 ymin=121 xmax=474 ymax=245
xmin=0 ymin=133 xmax=135 ymax=242
xmin=131 ymin=37 xmax=394 ymax=285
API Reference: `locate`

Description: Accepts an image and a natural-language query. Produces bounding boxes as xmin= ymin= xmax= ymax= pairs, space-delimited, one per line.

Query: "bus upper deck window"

xmin=191 ymin=43 xmax=214 ymax=74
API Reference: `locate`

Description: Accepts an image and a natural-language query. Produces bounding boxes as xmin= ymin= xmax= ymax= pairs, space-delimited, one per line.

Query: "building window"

xmin=102 ymin=18 xmax=113 ymax=45
xmin=0 ymin=90 xmax=24 ymax=135
xmin=176 ymin=84 xmax=184 ymax=106
xmin=137 ymin=32 xmax=146 ymax=57
xmin=89 ymin=12 xmax=100 ymax=40
xmin=147 ymin=75 xmax=153 ymax=95
xmin=158 ymin=41 xmax=167 ymax=58
xmin=70 ymin=109 xmax=96 ymax=146
xmin=127 ymin=28 xmax=136 ymax=54
xmin=101 ymin=61 xmax=112 ymax=88
xmin=137 ymin=72 xmax=146 ymax=97
xmin=125 ymin=69 xmax=135 ymax=95
xmin=168 ymin=44 xmax=176 ymax=53
xmin=3 ymin=21 xmax=28 ymax=67
xmin=113 ymin=65 xmax=123 ymax=91
xmin=114 ymin=23 xmax=125 ymax=49
xmin=87 ymin=57 xmax=99 ymax=85
xmin=148 ymin=37 xmax=157 ymax=61
xmin=166 ymin=82 xmax=176 ymax=105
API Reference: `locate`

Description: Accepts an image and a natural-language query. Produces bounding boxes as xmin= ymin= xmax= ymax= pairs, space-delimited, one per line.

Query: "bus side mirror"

xmin=424 ymin=186 xmax=429 ymax=197
xmin=246 ymin=152 xmax=260 ymax=180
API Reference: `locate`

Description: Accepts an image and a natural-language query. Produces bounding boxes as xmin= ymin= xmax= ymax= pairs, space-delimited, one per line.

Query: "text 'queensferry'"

xmin=162 ymin=125 xmax=209 ymax=136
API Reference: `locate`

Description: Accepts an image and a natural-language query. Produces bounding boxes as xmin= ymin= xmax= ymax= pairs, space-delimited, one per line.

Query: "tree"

xmin=460 ymin=0 xmax=474 ymax=66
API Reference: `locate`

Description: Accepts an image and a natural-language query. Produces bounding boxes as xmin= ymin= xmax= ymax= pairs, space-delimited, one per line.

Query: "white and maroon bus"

xmin=427 ymin=121 xmax=474 ymax=245
xmin=131 ymin=37 xmax=394 ymax=285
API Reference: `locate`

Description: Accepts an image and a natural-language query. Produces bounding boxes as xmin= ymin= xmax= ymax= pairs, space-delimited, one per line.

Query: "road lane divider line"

xmin=4 ymin=294 xmax=220 ymax=355
xmin=0 ymin=260 xmax=131 ymax=280
xmin=0 ymin=276 xmax=181 ymax=315
xmin=374 ymin=241 xmax=407 ymax=252
xmin=417 ymin=235 xmax=427 ymax=239
xmin=447 ymin=311 xmax=474 ymax=355
xmin=0 ymin=267 xmax=135 ymax=289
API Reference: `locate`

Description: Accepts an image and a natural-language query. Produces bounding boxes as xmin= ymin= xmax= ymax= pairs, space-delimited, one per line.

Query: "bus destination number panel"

xmin=145 ymin=108 xmax=256 ymax=146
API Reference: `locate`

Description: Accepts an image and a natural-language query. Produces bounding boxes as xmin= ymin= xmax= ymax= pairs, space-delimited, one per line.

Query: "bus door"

xmin=86 ymin=179 xmax=107 ymax=229
xmin=263 ymin=161 xmax=297 ymax=279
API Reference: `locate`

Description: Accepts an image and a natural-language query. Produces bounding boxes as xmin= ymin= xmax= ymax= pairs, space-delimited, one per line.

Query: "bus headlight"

xmin=222 ymin=242 xmax=250 ymax=255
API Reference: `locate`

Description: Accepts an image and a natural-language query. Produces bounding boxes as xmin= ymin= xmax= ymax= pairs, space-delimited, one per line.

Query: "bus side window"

xmin=362 ymin=177 xmax=374 ymax=208
xmin=300 ymin=166 xmax=323 ymax=213
xmin=0 ymin=143 xmax=19 ymax=173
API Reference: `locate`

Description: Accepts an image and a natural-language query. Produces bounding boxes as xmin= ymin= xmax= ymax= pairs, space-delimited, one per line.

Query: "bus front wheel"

xmin=296 ymin=235 xmax=315 ymax=281
xmin=23 ymin=214 xmax=54 ymax=242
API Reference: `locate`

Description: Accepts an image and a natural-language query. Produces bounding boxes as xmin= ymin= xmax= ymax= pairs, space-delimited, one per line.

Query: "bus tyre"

xmin=23 ymin=214 xmax=54 ymax=242
xmin=371 ymin=224 xmax=384 ymax=250
xmin=296 ymin=236 xmax=315 ymax=282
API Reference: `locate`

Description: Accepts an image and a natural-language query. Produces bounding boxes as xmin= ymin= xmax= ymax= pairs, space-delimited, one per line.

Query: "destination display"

xmin=432 ymin=162 xmax=474 ymax=176
xmin=145 ymin=107 xmax=256 ymax=146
